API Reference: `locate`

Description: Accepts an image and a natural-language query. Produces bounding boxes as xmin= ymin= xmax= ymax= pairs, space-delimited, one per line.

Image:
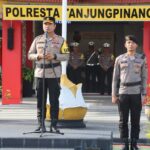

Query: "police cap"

xmin=125 ymin=35 xmax=138 ymax=44
xmin=88 ymin=41 xmax=95 ymax=46
xmin=71 ymin=42 xmax=79 ymax=47
xmin=43 ymin=16 xmax=56 ymax=24
xmin=103 ymin=42 xmax=110 ymax=48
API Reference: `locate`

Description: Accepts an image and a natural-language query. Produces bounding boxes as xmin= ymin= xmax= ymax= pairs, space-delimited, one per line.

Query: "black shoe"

xmin=130 ymin=145 xmax=139 ymax=150
xmin=35 ymin=126 xmax=41 ymax=132
xmin=50 ymin=125 xmax=60 ymax=133
xmin=35 ymin=124 xmax=46 ymax=132
xmin=121 ymin=145 xmax=129 ymax=150
xmin=121 ymin=138 xmax=129 ymax=150
xmin=41 ymin=125 xmax=46 ymax=132
xmin=131 ymin=139 xmax=139 ymax=150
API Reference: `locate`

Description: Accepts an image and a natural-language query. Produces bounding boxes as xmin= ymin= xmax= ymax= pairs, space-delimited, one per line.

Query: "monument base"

xmin=47 ymin=119 xmax=86 ymax=128
xmin=58 ymin=119 xmax=86 ymax=128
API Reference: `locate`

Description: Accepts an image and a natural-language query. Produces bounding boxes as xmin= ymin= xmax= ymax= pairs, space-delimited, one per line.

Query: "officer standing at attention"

xmin=85 ymin=41 xmax=100 ymax=92
xmin=67 ymin=42 xmax=85 ymax=84
xmin=99 ymin=42 xmax=114 ymax=95
xmin=112 ymin=35 xmax=147 ymax=150
xmin=28 ymin=17 xmax=69 ymax=132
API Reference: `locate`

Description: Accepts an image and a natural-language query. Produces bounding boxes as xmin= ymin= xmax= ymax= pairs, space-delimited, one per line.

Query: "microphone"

xmin=45 ymin=31 xmax=48 ymax=39
xmin=44 ymin=32 xmax=48 ymax=55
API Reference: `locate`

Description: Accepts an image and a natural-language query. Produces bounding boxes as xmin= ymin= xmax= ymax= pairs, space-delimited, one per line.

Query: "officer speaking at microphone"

xmin=28 ymin=17 xmax=69 ymax=132
xmin=112 ymin=35 xmax=147 ymax=150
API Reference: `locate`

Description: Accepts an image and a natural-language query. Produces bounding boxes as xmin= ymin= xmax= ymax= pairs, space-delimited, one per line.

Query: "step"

xmin=0 ymin=149 xmax=73 ymax=150
xmin=83 ymin=93 xmax=111 ymax=101
xmin=0 ymin=130 xmax=113 ymax=150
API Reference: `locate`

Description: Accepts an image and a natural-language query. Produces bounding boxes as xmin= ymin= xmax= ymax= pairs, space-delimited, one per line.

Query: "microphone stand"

xmin=39 ymin=31 xmax=47 ymax=137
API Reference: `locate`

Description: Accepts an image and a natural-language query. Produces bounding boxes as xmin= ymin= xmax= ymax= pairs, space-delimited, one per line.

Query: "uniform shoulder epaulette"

xmin=35 ymin=34 xmax=44 ymax=41
xmin=58 ymin=35 xmax=64 ymax=40
xmin=118 ymin=54 xmax=125 ymax=59
xmin=115 ymin=54 xmax=125 ymax=63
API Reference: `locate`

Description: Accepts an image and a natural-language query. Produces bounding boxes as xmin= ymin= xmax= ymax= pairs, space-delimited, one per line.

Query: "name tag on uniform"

xmin=134 ymin=63 xmax=141 ymax=73
xmin=120 ymin=62 xmax=128 ymax=69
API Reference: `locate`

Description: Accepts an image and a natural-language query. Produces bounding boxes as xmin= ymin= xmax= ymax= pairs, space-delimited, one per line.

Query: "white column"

xmin=61 ymin=0 xmax=68 ymax=75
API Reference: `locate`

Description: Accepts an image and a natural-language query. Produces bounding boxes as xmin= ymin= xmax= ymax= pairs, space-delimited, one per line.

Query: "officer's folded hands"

xmin=45 ymin=53 xmax=55 ymax=60
xmin=37 ymin=53 xmax=54 ymax=61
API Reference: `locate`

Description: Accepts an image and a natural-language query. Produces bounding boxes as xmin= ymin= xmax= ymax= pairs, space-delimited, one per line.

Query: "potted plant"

xmin=22 ymin=67 xmax=34 ymax=97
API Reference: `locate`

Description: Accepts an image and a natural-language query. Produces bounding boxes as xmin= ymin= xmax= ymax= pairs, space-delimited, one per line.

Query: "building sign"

xmin=0 ymin=1 xmax=7 ymax=18
xmin=3 ymin=5 xmax=150 ymax=21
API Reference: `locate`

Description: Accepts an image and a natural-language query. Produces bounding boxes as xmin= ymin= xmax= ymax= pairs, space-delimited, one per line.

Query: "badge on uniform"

xmin=61 ymin=41 xmax=69 ymax=54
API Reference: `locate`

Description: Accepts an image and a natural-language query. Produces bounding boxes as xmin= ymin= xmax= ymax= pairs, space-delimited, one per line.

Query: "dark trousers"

xmin=85 ymin=65 xmax=99 ymax=92
xmin=100 ymin=66 xmax=113 ymax=94
xmin=36 ymin=78 xmax=60 ymax=122
xmin=67 ymin=65 xmax=84 ymax=84
xmin=118 ymin=94 xmax=142 ymax=139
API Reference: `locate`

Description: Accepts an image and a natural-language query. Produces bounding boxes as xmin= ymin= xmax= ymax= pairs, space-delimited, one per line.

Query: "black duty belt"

xmin=121 ymin=81 xmax=141 ymax=87
xmin=36 ymin=63 xmax=60 ymax=69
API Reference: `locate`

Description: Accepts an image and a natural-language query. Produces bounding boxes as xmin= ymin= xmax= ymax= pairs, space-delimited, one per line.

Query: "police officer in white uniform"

xmin=85 ymin=41 xmax=100 ymax=92
xmin=112 ymin=35 xmax=147 ymax=150
xmin=28 ymin=17 xmax=69 ymax=132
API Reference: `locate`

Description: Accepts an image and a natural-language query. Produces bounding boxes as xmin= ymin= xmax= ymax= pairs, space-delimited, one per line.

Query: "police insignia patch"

xmin=61 ymin=41 xmax=69 ymax=54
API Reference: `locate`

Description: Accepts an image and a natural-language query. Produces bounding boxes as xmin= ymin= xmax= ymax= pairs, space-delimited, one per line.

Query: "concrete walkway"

xmin=0 ymin=94 xmax=150 ymax=149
